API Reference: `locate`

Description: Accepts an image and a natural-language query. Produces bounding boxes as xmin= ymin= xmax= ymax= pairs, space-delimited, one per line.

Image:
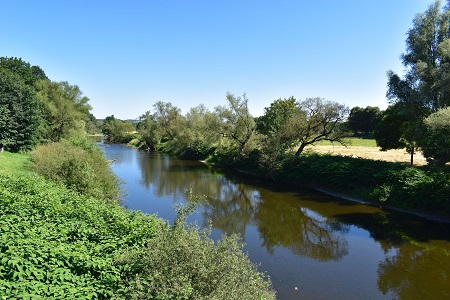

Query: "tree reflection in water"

xmin=105 ymin=146 xmax=450 ymax=299
xmin=138 ymin=152 xmax=350 ymax=262
xmin=254 ymin=189 xmax=349 ymax=261
xmin=378 ymin=244 xmax=450 ymax=299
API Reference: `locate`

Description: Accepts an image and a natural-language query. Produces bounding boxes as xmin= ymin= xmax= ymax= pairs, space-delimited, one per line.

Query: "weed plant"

xmin=0 ymin=174 xmax=158 ymax=298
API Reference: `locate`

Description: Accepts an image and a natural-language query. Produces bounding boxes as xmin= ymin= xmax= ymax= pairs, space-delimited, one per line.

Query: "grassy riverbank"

xmin=0 ymin=150 xmax=276 ymax=299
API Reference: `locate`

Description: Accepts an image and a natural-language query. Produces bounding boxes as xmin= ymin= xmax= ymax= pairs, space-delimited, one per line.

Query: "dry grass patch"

xmin=306 ymin=145 xmax=427 ymax=165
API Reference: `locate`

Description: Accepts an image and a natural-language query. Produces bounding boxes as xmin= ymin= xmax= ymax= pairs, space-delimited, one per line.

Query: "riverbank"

xmin=204 ymin=150 xmax=450 ymax=222
xmin=0 ymin=149 xmax=276 ymax=299
xmin=314 ymin=187 xmax=450 ymax=223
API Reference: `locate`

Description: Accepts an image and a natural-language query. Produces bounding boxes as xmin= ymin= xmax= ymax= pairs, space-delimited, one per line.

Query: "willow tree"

xmin=215 ymin=93 xmax=256 ymax=155
xmin=152 ymin=101 xmax=183 ymax=141
xmin=37 ymin=80 xmax=92 ymax=142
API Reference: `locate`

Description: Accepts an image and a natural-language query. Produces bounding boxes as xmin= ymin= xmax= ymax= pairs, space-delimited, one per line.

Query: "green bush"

xmin=420 ymin=107 xmax=450 ymax=167
xmin=376 ymin=168 xmax=450 ymax=211
xmin=276 ymin=152 xmax=450 ymax=213
xmin=0 ymin=174 xmax=158 ymax=299
xmin=117 ymin=198 xmax=276 ymax=300
xmin=0 ymin=175 xmax=276 ymax=299
xmin=32 ymin=139 xmax=121 ymax=201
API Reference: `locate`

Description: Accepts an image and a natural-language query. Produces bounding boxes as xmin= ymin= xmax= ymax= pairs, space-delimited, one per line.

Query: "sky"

xmin=2 ymin=0 xmax=436 ymax=119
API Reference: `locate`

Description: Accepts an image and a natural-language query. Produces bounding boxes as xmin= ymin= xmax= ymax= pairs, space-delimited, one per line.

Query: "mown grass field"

xmin=0 ymin=151 xmax=33 ymax=175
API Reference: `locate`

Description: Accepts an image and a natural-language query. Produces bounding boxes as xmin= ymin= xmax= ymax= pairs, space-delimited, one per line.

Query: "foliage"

xmin=164 ymin=105 xmax=220 ymax=159
xmin=31 ymin=139 xmax=121 ymax=201
xmin=0 ymin=57 xmax=47 ymax=87
xmin=420 ymin=107 xmax=450 ymax=167
xmin=291 ymin=97 xmax=349 ymax=156
xmin=36 ymin=80 xmax=93 ymax=142
xmin=0 ymin=174 xmax=158 ymax=299
xmin=280 ymin=152 xmax=450 ymax=213
xmin=400 ymin=0 xmax=450 ymax=111
xmin=255 ymin=97 xmax=301 ymax=173
xmin=135 ymin=111 xmax=161 ymax=150
xmin=102 ymin=115 xmax=136 ymax=143
xmin=347 ymin=106 xmax=383 ymax=137
xmin=116 ymin=193 xmax=276 ymax=300
xmin=0 ymin=68 xmax=42 ymax=152
xmin=256 ymin=96 xmax=299 ymax=136
xmin=85 ymin=113 xmax=102 ymax=135
xmin=375 ymin=103 xmax=423 ymax=165
xmin=383 ymin=1 xmax=450 ymax=164
xmin=153 ymin=101 xmax=184 ymax=141
xmin=372 ymin=167 xmax=450 ymax=210
xmin=215 ymin=93 xmax=256 ymax=155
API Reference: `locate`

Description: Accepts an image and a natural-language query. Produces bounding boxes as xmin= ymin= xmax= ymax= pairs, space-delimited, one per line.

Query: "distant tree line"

xmin=102 ymin=94 xmax=351 ymax=167
xmin=0 ymin=57 xmax=101 ymax=152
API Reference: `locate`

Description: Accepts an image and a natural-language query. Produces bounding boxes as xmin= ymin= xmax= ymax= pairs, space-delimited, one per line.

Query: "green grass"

xmin=315 ymin=137 xmax=377 ymax=147
xmin=0 ymin=151 xmax=33 ymax=176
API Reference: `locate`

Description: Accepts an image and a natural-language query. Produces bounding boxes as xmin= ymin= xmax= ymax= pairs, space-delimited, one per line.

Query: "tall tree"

xmin=381 ymin=1 xmax=450 ymax=164
xmin=256 ymin=97 xmax=301 ymax=173
xmin=347 ymin=106 xmax=383 ymax=137
xmin=152 ymin=101 xmax=183 ymax=141
xmin=137 ymin=111 xmax=161 ymax=150
xmin=0 ymin=57 xmax=47 ymax=88
xmin=37 ymin=80 xmax=92 ymax=142
xmin=101 ymin=115 xmax=135 ymax=143
xmin=215 ymin=93 xmax=256 ymax=155
xmin=398 ymin=0 xmax=450 ymax=111
xmin=256 ymin=97 xmax=299 ymax=137
xmin=164 ymin=105 xmax=220 ymax=159
xmin=374 ymin=103 xmax=422 ymax=166
xmin=292 ymin=98 xmax=349 ymax=156
xmin=0 ymin=68 xmax=42 ymax=152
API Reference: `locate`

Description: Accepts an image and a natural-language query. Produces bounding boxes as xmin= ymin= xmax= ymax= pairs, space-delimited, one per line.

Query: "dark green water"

xmin=103 ymin=144 xmax=450 ymax=300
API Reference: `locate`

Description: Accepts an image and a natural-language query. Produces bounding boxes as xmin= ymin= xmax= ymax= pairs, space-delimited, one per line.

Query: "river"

xmin=102 ymin=143 xmax=450 ymax=300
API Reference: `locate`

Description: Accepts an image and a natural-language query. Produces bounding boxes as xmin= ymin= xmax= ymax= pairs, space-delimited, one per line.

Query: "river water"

xmin=102 ymin=144 xmax=450 ymax=300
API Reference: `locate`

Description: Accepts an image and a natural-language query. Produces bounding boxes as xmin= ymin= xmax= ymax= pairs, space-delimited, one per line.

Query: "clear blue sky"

xmin=2 ymin=0 xmax=434 ymax=119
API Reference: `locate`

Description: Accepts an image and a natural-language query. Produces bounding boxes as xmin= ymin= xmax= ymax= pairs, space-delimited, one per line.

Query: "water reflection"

xmin=378 ymin=244 xmax=450 ymax=299
xmin=104 ymin=145 xmax=450 ymax=300
xmin=255 ymin=193 xmax=349 ymax=260
xmin=136 ymin=151 xmax=350 ymax=262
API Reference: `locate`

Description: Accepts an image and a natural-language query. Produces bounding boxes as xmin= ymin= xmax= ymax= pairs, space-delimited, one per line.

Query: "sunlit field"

xmin=308 ymin=138 xmax=427 ymax=165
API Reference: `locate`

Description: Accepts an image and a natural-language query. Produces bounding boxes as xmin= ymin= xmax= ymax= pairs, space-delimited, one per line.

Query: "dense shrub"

xmin=420 ymin=107 xmax=450 ymax=167
xmin=372 ymin=168 xmax=450 ymax=211
xmin=117 ymin=199 xmax=276 ymax=300
xmin=277 ymin=152 xmax=450 ymax=213
xmin=31 ymin=139 xmax=121 ymax=201
xmin=0 ymin=174 xmax=158 ymax=299
xmin=281 ymin=152 xmax=402 ymax=190
xmin=209 ymin=151 xmax=447 ymax=214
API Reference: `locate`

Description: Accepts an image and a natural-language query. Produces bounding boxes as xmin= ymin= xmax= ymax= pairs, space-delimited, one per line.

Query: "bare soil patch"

xmin=306 ymin=145 xmax=427 ymax=165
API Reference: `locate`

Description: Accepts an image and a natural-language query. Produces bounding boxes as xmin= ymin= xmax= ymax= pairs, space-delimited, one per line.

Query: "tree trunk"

xmin=295 ymin=143 xmax=307 ymax=156
xmin=410 ymin=147 xmax=414 ymax=166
